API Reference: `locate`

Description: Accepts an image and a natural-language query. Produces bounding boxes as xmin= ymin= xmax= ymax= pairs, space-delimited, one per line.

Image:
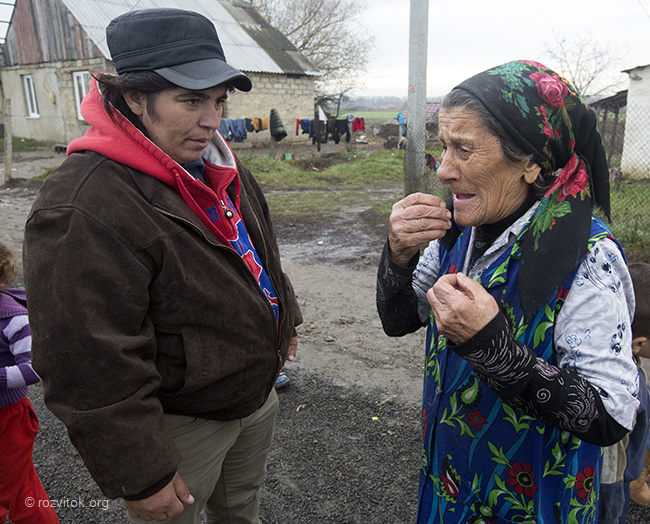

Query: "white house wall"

xmin=2 ymin=60 xmax=315 ymax=146
xmin=622 ymin=65 xmax=650 ymax=179
xmin=1 ymin=57 xmax=109 ymax=143
xmin=2 ymin=64 xmax=65 ymax=142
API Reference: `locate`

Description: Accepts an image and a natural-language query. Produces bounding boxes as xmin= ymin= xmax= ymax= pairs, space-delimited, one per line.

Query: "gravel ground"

xmin=3 ymin=147 xmax=650 ymax=523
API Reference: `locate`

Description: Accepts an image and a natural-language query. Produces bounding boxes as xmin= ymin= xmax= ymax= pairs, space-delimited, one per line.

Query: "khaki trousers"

xmin=128 ymin=389 xmax=279 ymax=524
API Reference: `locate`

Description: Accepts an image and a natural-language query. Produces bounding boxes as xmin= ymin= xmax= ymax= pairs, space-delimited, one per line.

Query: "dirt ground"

xmin=1 ymin=147 xmax=649 ymax=523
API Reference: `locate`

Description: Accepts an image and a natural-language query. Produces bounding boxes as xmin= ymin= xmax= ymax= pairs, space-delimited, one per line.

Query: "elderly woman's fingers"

xmin=388 ymin=193 xmax=452 ymax=266
xmin=427 ymin=273 xmax=499 ymax=343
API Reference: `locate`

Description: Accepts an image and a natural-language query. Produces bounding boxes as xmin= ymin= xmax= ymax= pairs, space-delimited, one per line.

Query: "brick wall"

xmin=227 ymin=72 xmax=316 ymax=147
xmin=2 ymin=63 xmax=315 ymax=148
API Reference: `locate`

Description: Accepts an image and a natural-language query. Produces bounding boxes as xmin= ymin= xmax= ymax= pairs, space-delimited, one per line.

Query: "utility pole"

xmin=4 ymin=99 xmax=11 ymax=185
xmin=404 ymin=0 xmax=429 ymax=195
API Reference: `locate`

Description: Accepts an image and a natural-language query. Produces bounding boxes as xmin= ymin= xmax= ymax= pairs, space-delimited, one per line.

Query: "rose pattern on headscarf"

xmin=529 ymin=72 xmax=569 ymax=108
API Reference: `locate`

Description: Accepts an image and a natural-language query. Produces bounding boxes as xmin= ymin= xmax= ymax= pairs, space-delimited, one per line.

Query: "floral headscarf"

xmin=453 ymin=60 xmax=611 ymax=319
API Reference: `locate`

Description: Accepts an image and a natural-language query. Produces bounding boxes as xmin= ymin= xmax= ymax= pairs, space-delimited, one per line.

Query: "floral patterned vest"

xmin=417 ymin=216 xmax=614 ymax=524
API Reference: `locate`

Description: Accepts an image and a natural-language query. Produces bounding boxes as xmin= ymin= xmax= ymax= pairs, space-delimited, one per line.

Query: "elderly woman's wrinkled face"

xmin=437 ymin=107 xmax=539 ymax=227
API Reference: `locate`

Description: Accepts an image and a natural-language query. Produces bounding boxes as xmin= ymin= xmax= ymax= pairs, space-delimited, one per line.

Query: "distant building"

xmin=0 ymin=0 xmax=320 ymax=146
xmin=621 ymin=63 xmax=650 ymax=179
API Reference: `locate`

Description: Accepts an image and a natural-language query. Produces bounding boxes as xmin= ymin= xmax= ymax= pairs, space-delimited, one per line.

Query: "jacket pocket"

xmin=155 ymin=330 xmax=202 ymax=396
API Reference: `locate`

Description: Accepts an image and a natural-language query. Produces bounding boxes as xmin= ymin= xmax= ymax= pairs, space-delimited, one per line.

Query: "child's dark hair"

xmin=629 ymin=262 xmax=650 ymax=338
xmin=0 ymin=242 xmax=19 ymax=287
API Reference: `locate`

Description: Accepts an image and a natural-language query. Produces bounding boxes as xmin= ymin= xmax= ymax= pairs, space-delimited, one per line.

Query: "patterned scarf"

xmin=453 ymin=60 xmax=611 ymax=319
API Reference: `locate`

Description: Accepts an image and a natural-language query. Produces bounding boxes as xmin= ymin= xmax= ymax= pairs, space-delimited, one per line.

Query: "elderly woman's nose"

xmin=436 ymin=156 xmax=457 ymax=183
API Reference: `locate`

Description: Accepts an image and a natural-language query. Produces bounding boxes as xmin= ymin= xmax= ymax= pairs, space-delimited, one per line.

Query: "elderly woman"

xmin=377 ymin=61 xmax=639 ymax=523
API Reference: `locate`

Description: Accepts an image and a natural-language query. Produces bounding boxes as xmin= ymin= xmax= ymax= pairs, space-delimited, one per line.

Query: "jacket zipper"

xmin=238 ymin=184 xmax=288 ymax=370
xmin=153 ymin=204 xmax=287 ymax=364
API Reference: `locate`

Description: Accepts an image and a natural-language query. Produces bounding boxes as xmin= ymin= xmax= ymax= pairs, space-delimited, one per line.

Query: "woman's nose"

xmin=200 ymin=106 xmax=222 ymax=130
xmin=436 ymin=155 xmax=458 ymax=184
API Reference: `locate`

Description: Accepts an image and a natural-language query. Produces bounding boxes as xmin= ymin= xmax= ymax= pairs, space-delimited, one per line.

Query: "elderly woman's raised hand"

xmin=388 ymin=193 xmax=452 ymax=267
xmin=427 ymin=272 xmax=499 ymax=344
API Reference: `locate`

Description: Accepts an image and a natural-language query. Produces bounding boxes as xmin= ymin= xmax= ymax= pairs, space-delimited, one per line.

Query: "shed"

xmin=0 ymin=0 xmax=320 ymax=146
xmin=620 ymin=63 xmax=650 ymax=179
xmin=589 ymin=90 xmax=627 ymax=167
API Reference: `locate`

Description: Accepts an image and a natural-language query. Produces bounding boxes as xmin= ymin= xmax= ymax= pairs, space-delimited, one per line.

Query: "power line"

xmin=637 ymin=0 xmax=650 ymax=22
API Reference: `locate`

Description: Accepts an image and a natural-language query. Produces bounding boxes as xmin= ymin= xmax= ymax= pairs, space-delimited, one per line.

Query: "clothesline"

xmin=295 ymin=116 xmax=365 ymax=145
xmin=218 ymin=117 xmax=269 ymax=143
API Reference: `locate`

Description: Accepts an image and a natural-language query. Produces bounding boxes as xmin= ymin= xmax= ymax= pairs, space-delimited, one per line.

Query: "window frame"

xmin=73 ymin=71 xmax=92 ymax=121
xmin=22 ymin=74 xmax=39 ymax=118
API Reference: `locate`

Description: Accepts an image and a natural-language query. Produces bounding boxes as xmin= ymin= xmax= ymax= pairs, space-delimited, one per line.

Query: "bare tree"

xmin=252 ymin=0 xmax=375 ymax=110
xmin=543 ymin=32 xmax=628 ymax=98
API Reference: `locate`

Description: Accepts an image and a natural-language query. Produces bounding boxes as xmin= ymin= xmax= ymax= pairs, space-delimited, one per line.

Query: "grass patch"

xmin=607 ymin=179 xmax=650 ymax=261
xmin=0 ymin=137 xmax=54 ymax=152
xmin=346 ymin=110 xmax=400 ymax=124
xmin=241 ymin=149 xmax=406 ymax=190
xmin=34 ymin=167 xmax=57 ymax=180
xmin=265 ymin=190 xmax=354 ymax=218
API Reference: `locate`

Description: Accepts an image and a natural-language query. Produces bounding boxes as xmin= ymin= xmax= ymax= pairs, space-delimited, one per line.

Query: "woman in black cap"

xmin=377 ymin=60 xmax=639 ymax=523
xmin=24 ymin=8 xmax=301 ymax=524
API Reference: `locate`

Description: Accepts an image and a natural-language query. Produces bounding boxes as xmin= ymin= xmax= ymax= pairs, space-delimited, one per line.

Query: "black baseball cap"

xmin=106 ymin=8 xmax=252 ymax=92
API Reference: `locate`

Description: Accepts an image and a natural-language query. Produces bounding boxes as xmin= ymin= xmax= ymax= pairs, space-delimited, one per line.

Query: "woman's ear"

xmin=632 ymin=336 xmax=650 ymax=358
xmin=122 ymin=90 xmax=146 ymax=117
xmin=522 ymin=159 xmax=541 ymax=185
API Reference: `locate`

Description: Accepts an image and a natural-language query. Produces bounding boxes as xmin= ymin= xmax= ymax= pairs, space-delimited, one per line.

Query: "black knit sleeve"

xmin=450 ymin=313 xmax=628 ymax=446
xmin=376 ymin=241 xmax=425 ymax=337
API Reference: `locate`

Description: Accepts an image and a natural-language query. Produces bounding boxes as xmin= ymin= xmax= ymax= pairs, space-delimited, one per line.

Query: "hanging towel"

xmin=269 ymin=109 xmax=287 ymax=142
xmin=230 ymin=119 xmax=247 ymax=143
xmin=218 ymin=118 xmax=233 ymax=141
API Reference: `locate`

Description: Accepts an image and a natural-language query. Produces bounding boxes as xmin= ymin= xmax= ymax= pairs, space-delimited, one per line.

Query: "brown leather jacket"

xmin=23 ymin=150 xmax=302 ymax=499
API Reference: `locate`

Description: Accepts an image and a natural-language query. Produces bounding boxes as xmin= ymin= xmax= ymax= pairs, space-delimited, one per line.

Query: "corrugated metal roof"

xmin=58 ymin=0 xmax=320 ymax=76
xmin=0 ymin=0 xmax=16 ymax=44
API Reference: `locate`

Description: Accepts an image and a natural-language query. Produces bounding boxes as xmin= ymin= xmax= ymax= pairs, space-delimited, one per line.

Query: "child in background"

xmin=599 ymin=261 xmax=650 ymax=523
xmin=0 ymin=242 xmax=59 ymax=524
xmin=628 ymin=262 xmax=650 ymax=510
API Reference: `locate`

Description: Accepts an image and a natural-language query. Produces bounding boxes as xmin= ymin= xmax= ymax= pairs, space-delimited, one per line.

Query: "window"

xmin=73 ymin=71 xmax=91 ymax=121
xmin=22 ymin=75 xmax=39 ymax=118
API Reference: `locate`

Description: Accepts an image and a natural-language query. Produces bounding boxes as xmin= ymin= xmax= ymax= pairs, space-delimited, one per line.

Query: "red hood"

xmin=67 ymin=78 xmax=241 ymax=245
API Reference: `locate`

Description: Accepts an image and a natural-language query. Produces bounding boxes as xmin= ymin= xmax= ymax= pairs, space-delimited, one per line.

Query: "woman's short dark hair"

xmin=94 ymin=72 xmax=236 ymax=134
xmin=94 ymin=71 xmax=177 ymax=133
xmin=441 ymin=88 xmax=555 ymax=198
xmin=629 ymin=262 xmax=650 ymax=338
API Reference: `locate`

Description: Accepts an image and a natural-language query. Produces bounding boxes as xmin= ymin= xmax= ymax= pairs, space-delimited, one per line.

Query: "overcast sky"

xmin=357 ymin=0 xmax=650 ymax=98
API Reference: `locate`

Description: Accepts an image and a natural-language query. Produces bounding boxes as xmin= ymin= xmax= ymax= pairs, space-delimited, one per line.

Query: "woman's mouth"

xmin=454 ymin=193 xmax=475 ymax=201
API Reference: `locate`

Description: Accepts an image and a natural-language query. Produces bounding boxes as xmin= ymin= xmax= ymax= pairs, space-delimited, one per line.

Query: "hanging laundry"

xmin=396 ymin=111 xmax=406 ymax=136
xmin=219 ymin=118 xmax=234 ymax=141
xmin=327 ymin=116 xmax=339 ymax=144
xmin=230 ymin=119 xmax=247 ymax=143
xmin=352 ymin=117 xmax=365 ymax=133
xmin=299 ymin=119 xmax=312 ymax=138
xmin=269 ymin=108 xmax=287 ymax=142
xmin=335 ymin=119 xmax=351 ymax=143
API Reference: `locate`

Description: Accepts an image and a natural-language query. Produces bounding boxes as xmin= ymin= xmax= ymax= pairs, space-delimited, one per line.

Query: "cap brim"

xmin=154 ymin=58 xmax=252 ymax=91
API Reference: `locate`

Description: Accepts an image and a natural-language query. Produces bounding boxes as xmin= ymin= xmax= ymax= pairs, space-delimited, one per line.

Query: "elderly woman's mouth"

xmin=454 ymin=193 xmax=475 ymax=201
